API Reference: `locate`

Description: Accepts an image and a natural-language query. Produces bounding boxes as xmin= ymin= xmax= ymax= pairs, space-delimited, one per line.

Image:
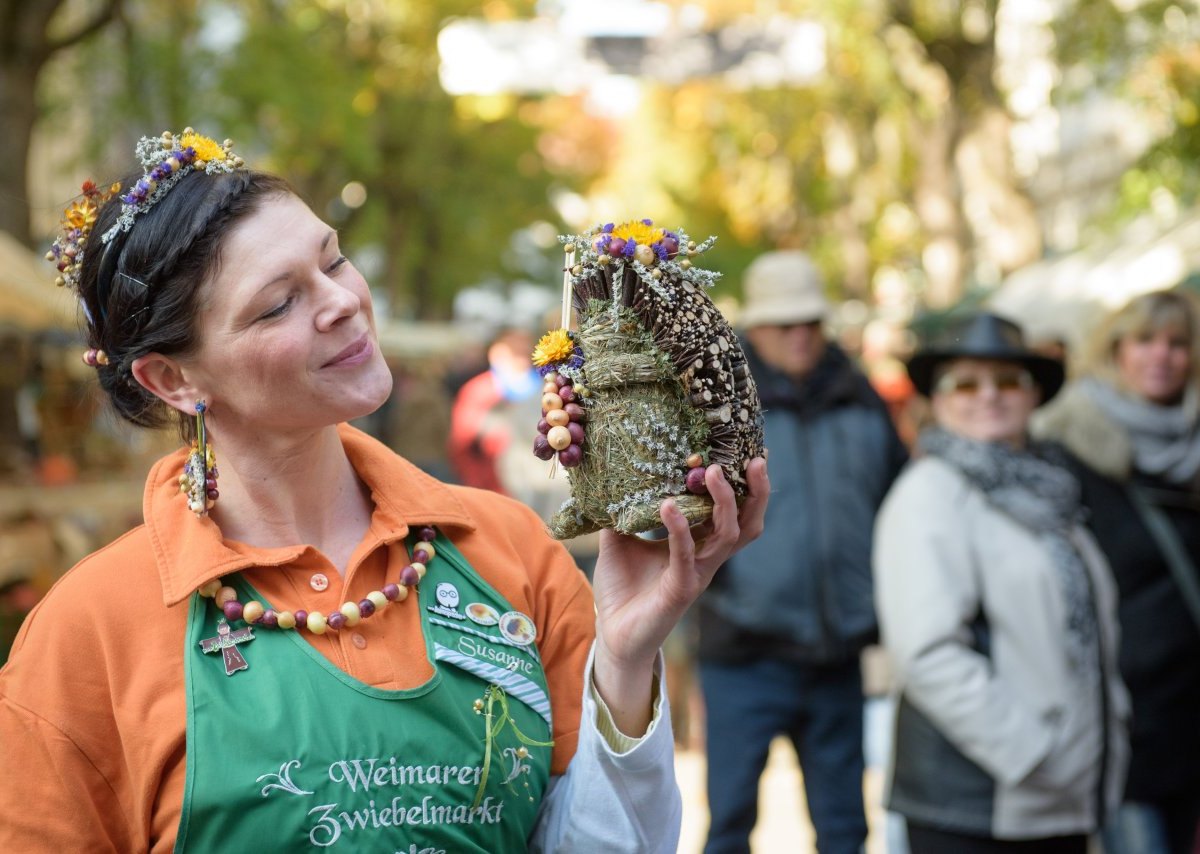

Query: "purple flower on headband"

xmin=654 ymin=242 xmax=668 ymax=261
xmin=622 ymin=240 xmax=637 ymax=258
xmin=641 ymin=218 xmax=653 ymax=226
xmin=602 ymin=223 xmax=614 ymax=233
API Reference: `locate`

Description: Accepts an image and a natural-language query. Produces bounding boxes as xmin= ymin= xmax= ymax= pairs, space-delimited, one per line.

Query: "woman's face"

xmin=930 ymin=358 xmax=1040 ymax=446
xmin=1115 ymin=324 xmax=1191 ymax=405
xmin=183 ymin=194 xmax=393 ymax=436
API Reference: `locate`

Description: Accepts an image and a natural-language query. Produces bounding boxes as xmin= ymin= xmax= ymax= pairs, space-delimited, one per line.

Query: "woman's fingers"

xmin=659 ymin=497 xmax=700 ymax=606
xmin=705 ymin=464 xmax=739 ymax=542
xmin=736 ymin=457 xmax=769 ymax=546
xmin=605 ymin=458 xmax=770 ymax=609
xmin=694 ymin=462 xmax=756 ymax=566
xmin=660 ymin=498 xmax=695 ymax=564
xmin=687 ymin=519 xmax=715 ymax=542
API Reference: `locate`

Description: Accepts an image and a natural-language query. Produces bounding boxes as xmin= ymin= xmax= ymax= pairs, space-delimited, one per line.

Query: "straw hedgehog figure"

xmin=531 ymin=219 xmax=764 ymax=538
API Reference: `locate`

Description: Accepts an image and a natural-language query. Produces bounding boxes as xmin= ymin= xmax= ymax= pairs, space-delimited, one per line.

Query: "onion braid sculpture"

xmin=532 ymin=220 xmax=764 ymax=538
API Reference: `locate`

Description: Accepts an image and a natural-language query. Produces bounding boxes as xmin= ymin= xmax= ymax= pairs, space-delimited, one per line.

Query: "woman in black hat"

xmin=873 ymin=313 xmax=1129 ymax=853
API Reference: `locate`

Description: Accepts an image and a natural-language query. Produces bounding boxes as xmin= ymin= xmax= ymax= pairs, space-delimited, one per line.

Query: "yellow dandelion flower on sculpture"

xmin=611 ymin=219 xmax=665 ymax=247
xmin=180 ymin=132 xmax=227 ymax=164
xmin=532 ymin=329 xmax=575 ymax=367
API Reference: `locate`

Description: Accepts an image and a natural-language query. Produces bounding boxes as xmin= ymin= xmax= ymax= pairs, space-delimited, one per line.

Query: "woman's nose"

xmin=976 ymin=383 xmax=1001 ymax=402
xmin=315 ymin=277 xmax=361 ymax=330
xmin=1151 ymin=338 xmax=1175 ymax=359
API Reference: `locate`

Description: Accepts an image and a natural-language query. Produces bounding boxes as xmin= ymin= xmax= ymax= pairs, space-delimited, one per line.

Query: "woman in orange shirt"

xmin=0 ymin=130 xmax=767 ymax=852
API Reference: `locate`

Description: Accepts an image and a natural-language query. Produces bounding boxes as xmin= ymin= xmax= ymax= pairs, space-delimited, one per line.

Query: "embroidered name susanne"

xmin=456 ymin=636 xmax=535 ymax=674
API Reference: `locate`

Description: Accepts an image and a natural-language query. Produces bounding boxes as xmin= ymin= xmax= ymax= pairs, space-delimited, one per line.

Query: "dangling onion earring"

xmin=179 ymin=400 xmax=219 ymax=516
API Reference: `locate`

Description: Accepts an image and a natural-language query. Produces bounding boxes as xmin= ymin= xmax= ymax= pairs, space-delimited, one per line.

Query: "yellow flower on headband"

xmin=63 ymin=201 xmax=96 ymax=230
xmin=532 ymin=329 xmax=575 ymax=367
xmin=611 ymin=220 xmax=665 ymax=247
xmin=60 ymin=182 xmax=120 ymax=230
xmin=180 ymin=132 xmax=226 ymax=164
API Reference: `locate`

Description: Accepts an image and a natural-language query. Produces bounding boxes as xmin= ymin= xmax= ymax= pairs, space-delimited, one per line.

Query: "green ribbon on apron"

xmin=176 ymin=534 xmax=552 ymax=853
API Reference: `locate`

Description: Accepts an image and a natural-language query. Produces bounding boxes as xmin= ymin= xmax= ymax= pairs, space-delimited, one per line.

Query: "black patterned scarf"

xmin=918 ymin=427 xmax=1099 ymax=681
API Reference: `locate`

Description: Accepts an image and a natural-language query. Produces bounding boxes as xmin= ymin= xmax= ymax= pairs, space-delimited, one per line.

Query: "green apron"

xmin=176 ymin=535 xmax=552 ymax=853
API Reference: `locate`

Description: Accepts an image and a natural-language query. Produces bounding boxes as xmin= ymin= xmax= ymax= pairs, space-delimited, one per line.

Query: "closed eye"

xmin=257 ymin=256 xmax=346 ymax=322
xmin=259 ymin=294 xmax=296 ymax=321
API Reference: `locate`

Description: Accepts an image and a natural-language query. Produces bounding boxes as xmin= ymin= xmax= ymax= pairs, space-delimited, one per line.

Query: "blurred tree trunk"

xmin=914 ymin=104 xmax=968 ymax=308
xmin=888 ymin=0 xmax=1041 ymax=307
xmin=832 ymin=201 xmax=873 ymax=299
xmin=0 ymin=0 xmax=120 ymax=246
xmin=958 ymin=107 xmax=1043 ymax=276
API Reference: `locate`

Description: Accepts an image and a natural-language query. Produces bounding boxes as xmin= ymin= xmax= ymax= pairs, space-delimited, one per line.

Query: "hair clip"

xmin=81 ymin=348 xmax=110 ymax=367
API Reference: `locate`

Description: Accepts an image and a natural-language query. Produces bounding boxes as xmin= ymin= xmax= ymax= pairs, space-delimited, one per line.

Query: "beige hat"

xmin=739 ymin=250 xmax=830 ymax=329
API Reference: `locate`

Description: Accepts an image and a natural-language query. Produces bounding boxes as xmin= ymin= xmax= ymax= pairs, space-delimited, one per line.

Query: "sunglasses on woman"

xmin=935 ymin=368 xmax=1034 ymax=396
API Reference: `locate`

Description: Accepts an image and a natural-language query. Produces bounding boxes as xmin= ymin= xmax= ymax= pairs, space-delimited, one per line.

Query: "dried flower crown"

xmin=99 ymin=128 xmax=244 ymax=245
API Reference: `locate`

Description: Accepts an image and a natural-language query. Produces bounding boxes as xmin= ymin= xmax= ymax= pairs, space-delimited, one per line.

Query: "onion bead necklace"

xmin=198 ymin=527 xmax=438 ymax=635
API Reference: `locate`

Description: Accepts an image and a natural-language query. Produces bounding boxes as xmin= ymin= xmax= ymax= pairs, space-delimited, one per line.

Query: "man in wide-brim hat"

xmin=698 ymin=250 xmax=909 ymax=854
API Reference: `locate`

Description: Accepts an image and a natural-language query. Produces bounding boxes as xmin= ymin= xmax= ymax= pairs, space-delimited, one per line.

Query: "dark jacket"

xmin=1071 ymin=465 xmax=1200 ymax=803
xmin=1034 ymin=381 xmax=1200 ymax=803
xmin=698 ymin=341 xmax=907 ymax=665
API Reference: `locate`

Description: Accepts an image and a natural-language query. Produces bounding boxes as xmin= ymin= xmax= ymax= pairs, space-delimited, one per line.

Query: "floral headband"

xmin=47 ymin=129 xmax=244 ymax=365
xmin=100 ymin=129 xmax=243 ymax=245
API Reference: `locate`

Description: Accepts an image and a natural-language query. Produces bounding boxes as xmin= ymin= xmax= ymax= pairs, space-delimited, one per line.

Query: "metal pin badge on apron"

xmin=499 ymin=611 xmax=537 ymax=646
xmin=466 ymin=602 xmax=500 ymax=626
xmin=429 ymin=581 xmax=465 ymax=619
xmin=200 ymin=618 xmax=255 ymax=675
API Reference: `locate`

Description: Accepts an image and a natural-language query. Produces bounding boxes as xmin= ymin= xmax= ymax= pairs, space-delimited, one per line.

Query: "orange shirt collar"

xmin=147 ymin=423 xmax=477 ymax=606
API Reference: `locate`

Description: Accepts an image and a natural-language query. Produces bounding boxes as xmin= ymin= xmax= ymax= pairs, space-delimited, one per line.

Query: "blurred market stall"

xmin=988 ymin=210 xmax=1200 ymax=351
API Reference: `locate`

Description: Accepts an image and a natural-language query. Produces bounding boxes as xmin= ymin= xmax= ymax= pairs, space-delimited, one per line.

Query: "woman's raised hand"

xmin=589 ymin=458 xmax=769 ymax=735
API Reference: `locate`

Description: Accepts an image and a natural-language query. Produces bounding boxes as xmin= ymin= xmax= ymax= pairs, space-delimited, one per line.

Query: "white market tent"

xmin=987 ymin=210 xmax=1200 ymax=351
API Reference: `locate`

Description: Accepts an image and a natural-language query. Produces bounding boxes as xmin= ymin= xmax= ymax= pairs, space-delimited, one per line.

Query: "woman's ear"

xmin=131 ymin=353 xmax=203 ymax=417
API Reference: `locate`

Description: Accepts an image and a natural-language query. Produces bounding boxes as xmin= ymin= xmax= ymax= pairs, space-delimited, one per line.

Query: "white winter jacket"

xmin=874 ymin=455 xmax=1129 ymax=839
